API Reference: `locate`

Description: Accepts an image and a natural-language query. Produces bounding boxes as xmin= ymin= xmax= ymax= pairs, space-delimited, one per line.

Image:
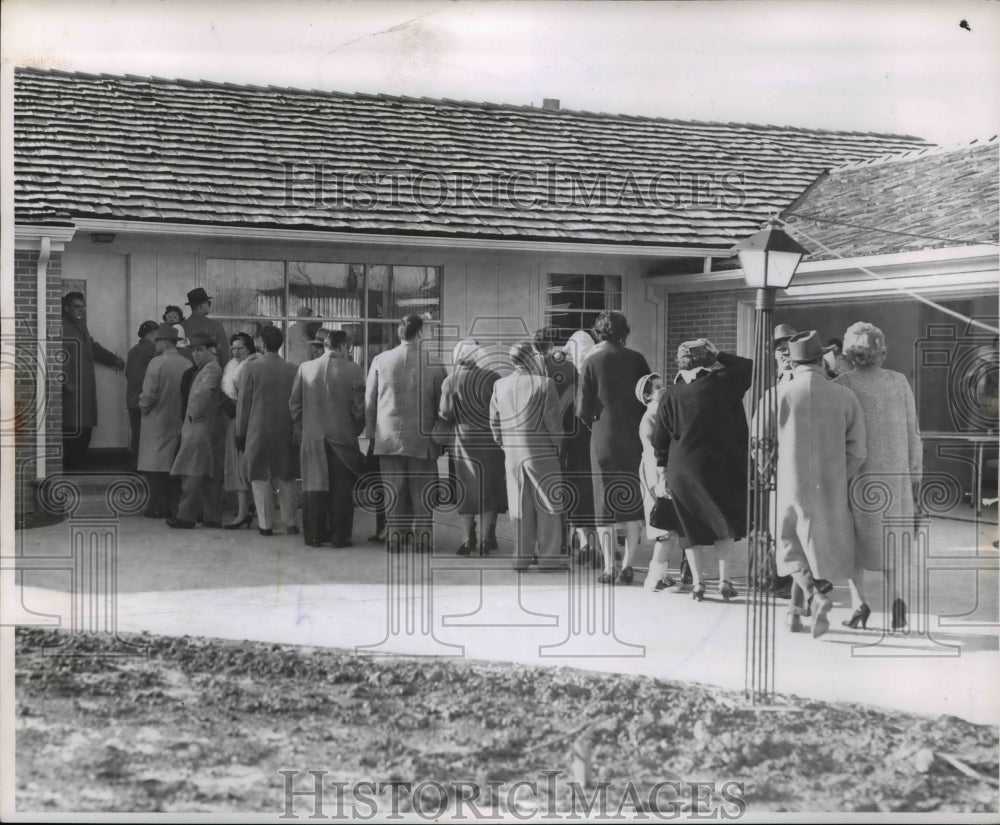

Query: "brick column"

xmin=12 ymin=249 xmax=63 ymax=523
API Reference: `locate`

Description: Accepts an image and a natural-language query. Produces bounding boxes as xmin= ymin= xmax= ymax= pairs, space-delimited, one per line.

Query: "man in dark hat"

xmin=181 ymin=287 xmax=229 ymax=368
xmin=757 ymin=330 xmax=867 ymax=638
xmin=138 ymin=324 xmax=189 ymax=518
xmin=60 ymin=291 xmax=126 ymax=470
xmin=168 ymin=331 xmax=225 ymax=528
xmin=125 ymin=320 xmax=160 ymax=469
xmin=773 ymin=323 xmax=797 ymax=383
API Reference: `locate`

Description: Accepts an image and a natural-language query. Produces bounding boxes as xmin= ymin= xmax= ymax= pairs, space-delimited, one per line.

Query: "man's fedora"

xmin=787 ymin=330 xmax=829 ymax=363
xmin=188 ymin=332 xmax=218 ymax=349
xmin=773 ymin=323 xmax=798 ymax=344
xmin=185 ymin=287 xmax=213 ymax=306
xmin=154 ymin=323 xmax=181 ymax=341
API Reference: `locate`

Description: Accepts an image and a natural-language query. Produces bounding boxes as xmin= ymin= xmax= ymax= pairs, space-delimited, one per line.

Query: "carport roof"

xmin=781 ymin=140 xmax=1000 ymax=260
xmin=15 ymin=67 xmax=932 ymax=248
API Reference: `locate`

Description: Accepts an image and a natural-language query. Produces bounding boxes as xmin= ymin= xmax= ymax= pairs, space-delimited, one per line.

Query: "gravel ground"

xmin=14 ymin=628 xmax=999 ymax=817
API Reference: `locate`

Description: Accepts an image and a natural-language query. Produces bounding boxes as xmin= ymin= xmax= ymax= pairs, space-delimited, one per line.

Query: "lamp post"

xmin=734 ymin=219 xmax=807 ymax=705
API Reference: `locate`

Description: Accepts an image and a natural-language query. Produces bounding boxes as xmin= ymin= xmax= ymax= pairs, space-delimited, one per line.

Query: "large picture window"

xmin=544 ymin=274 xmax=622 ymax=344
xmin=205 ymin=259 xmax=442 ymax=369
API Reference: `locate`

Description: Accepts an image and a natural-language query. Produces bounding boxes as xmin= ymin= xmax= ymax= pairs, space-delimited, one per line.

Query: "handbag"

xmin=649 ymin=496 xmax=682 ymax=532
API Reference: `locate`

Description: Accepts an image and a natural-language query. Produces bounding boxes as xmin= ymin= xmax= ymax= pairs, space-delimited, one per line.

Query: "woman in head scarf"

xmin=438 ymin=338 xmax=507 ymax=554
xmin=834 ymin=322 xmax=921 ymax=631
xmin=561 ymin=329 xmax=601 ymax=566
xmin=652 ymin=338 xmax=752 ymax=601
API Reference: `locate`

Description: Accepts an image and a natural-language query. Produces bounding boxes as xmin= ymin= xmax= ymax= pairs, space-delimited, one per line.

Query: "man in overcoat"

xmin=290 ymin=329 xmax=366 ymax=547
xmin=490 ymin=340 xmax=565 ymax=571
xmin=763 ymin=330 xmax=868 ymax=637
xmin=60 ymin=291 xmax=125 ymax=469
xmin=365 ymin=315 xmax=446 ymax=551
xmin=138 ymin=324 xmax=189 ymax=518
xmin=168 ymin=332 xmax=225 ymax=528
xmin=236 ymin=325 xmax=300 ymax=536
xmin=126 ymin=320 xmax=159 ymax=469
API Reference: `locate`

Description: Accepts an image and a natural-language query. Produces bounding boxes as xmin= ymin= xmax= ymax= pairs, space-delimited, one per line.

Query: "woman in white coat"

xmin=635 ymin=373 xmax=688 ymax=591
xmin=490 ymin=341 xmax=565 ymax=571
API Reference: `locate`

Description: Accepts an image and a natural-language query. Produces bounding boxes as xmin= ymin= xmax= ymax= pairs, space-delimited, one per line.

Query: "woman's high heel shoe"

xmin=225 ymin=514 xmax=253 ymax=530
xmin=719 ymin=580 xmax=738 ymax=601
xmin=692 ymin=584 xmax=706 ymax=602
xmin=617 ymin=566 xmax=634 ymax=585
xmin=842 ymin=603 xmax=871 ymax=630
xmin=890 ymin=598 xmax=907 ymax=631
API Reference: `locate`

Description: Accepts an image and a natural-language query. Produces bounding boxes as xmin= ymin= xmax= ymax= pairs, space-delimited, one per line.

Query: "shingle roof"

xmin=15 ymin=67 xmax=934 ymax=248
xmin=782 ymin=140 xmax=999 ymax=260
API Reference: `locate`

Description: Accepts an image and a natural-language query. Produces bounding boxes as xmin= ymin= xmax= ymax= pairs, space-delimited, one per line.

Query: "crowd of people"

xmin=64 ymin=288 xmax=924 ymax=636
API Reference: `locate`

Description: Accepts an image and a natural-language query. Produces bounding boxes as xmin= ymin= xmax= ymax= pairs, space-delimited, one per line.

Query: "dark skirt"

xmin=562 ymin=414 xmax=596 ymax=526
xmin=666 ymin=463 xmax=747 ymax=546
xmin=450 ymin=434 xmax=507 ymax=515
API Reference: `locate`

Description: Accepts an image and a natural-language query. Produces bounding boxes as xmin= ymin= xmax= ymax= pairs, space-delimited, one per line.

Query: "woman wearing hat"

xmin=636 ymin=373 xmax=688 ymax=591
xmin=438 ymin=339 xmax=507 ymax=555
xmin=578 ymin=311 xmax=651 ymax=584
xmin=652 ymin=338 xmax=752 ymax=601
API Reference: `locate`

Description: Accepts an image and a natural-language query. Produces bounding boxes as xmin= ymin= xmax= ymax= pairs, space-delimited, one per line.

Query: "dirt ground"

xmin=14 ymin=628 xmax=999 ymax=817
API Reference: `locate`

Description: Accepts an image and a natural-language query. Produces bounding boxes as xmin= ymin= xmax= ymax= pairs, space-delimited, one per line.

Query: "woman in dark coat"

xmin=578 ymin=311 xmax=651 ymax=584
xmin=652 ymin=339 xmax=752 ymax=601
xmin=438 ymin=339 xmax=507 ymax=554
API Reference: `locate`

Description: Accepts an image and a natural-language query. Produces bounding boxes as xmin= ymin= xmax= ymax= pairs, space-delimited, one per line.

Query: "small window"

xmin=544 ymin=274 xmax=622 ymax=345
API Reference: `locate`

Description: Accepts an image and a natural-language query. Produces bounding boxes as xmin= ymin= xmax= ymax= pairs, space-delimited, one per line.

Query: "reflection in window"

xmin=368 ymin=265 xmax=441 ymax=321
xmin=205 ymin=260 xmax=285 ymax=317
xmin=544 ymin=274 xmax=622 ymax=345
xmin=204 ymin=259 xmax=442 ymax=372
xmin=289 ymin=262 xmax=364 ymax=319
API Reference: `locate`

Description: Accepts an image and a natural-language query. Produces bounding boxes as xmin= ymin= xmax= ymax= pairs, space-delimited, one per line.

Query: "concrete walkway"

xmin=10 ymin=501 xmax=1000 ymax=725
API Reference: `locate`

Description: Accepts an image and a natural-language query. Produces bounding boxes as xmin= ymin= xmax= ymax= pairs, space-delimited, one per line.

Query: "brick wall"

xmin=666 ymin=288 xmax=753 ymax=364
xmin=13 ymin=249 xmax=63 ymax=519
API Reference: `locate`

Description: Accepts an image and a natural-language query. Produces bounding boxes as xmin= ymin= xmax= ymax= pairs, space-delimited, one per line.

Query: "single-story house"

xmin=11 ymin=68 xmax=997 ymax=516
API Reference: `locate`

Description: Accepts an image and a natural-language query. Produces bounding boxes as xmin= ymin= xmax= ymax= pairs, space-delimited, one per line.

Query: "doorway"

xmin=62 ymin=252 xmax=130 ymax=453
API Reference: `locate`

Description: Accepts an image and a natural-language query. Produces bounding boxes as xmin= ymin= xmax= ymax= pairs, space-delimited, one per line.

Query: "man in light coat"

xmin=290 ymin=329 xmax=366 ymax=547
xmin=60 ymin=291 xmax=125 ymax=469
xmin=168 ymin=332 xmax=224 ymax=528
xmin=138 ymin=323 xmax=189 ymax=518
xmin=366 ymin=315 xmax=446 ymax=552
xmin=237 ymin=325 xmax=300 ymax=537
xmin=760 ymin=330 xmax=868 ymax=637
xmin=490 ymin=340 xmax=565 ymax=571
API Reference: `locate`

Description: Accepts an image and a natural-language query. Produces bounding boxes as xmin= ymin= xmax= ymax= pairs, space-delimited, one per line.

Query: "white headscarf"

xmin=452 ymin=338 xmax=485 ymax=371
xmin=564 ymin=330 xmax=597 ymax=374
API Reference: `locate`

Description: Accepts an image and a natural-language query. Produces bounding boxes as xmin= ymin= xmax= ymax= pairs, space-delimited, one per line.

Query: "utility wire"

xmin=784 ymin=210 xmax=1000 ymax=249
xmin=776 ymin=216 xmax=1000 ymax=336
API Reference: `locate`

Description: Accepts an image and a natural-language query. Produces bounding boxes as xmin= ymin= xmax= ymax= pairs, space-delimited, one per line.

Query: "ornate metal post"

xmin=744 ymin=287 xmax=778 ymax=703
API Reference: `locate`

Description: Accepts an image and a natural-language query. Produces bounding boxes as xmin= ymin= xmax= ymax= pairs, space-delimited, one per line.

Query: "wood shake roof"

xmin=15 ymin=67 xmax=934 ymax=247
xmin=782 ymin=140 xmax=999 ymax=259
